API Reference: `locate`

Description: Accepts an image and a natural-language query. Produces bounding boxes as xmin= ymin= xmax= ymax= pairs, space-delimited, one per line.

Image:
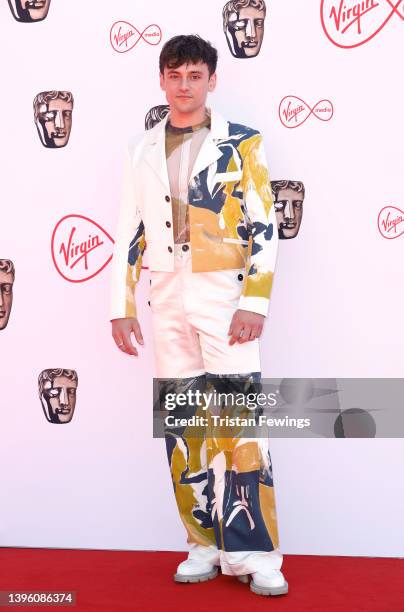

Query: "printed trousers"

xmin=149 ymin=243 xmax=282 ymax=576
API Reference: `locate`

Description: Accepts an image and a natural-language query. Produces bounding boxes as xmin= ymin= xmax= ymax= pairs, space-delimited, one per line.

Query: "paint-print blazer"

xmin=109 ymin=106 xmax=278 ymax=319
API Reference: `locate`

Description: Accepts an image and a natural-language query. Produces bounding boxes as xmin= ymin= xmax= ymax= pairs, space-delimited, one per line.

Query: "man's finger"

xmin=132 ymin=320 xmax=144 ymax=345
xmin=113 ymin=334 xmax=126 ymax=351
xmin=229 ymin=321 xmax=243 ymax=345
xmin=238 ymin=324 xmax=252 ymax=344
xmin=228 ymin=313 xmax=237 ymax=337
xmin=255 ymin=325 xmax=264 ymax=339
xmin=248 ymin=326 xmax=260 ymax=341
xmin=120 ymin=332 xmax=138 ymax=356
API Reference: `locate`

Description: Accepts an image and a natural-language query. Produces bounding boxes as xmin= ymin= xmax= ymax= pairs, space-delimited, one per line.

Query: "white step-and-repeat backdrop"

xmin=1 ymin=0 xmax=403 ymax=556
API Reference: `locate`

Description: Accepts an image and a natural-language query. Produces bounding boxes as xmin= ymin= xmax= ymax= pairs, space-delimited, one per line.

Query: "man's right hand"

xmin=111 ymin=317 xmax=144 ymax=356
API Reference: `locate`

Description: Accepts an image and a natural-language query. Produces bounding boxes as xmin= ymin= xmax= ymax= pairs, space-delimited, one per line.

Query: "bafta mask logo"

xmin=271 ymin=180 xmax=305 ymax=239
xmin=38 ymin=368 xmax=78 ymax=424
xmin=145 ymin=105 xmax=170 ymax=130
xmin=223 ymin=0 xmax=266 ymax=58
xmin=0 ymin=259 xmax=15 ymax=331
xmin=8 ymin=0 xmax=51 ymax=22
xmin=33 ymin=91 xmax=74 ymax=149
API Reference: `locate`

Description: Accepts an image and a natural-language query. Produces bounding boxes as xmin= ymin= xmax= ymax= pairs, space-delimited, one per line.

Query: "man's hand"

xmin=228 ymin=309 xmax=265 ymax=345
xmin=111 ymin=317 xmax=144 ymax=356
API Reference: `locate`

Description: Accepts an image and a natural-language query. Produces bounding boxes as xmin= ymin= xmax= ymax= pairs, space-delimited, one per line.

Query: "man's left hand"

xmin=228 ymin=309 xmax=265 ymax=345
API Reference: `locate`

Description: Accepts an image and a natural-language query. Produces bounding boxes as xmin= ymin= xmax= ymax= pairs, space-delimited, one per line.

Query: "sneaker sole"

xmin=174 ymin=566 xmax=219 ymax=583
xmin=250 ymin=579 xmax=289 ymax=596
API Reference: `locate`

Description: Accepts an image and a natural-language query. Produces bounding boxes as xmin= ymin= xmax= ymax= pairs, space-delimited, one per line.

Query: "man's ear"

xmin=208 ymin=72 xmax=217 ymax=92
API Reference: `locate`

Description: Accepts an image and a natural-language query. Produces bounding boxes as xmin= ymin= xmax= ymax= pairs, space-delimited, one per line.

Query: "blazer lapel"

xmin=189 ymin=106 xmax=229 ymax=180
xmin=142 ymin=105 xmax=229 ymax=189
xmin=143 ymin=113 xmax=170 ymax=192
xmin=189 ymin=134 xmax=223 ymax=180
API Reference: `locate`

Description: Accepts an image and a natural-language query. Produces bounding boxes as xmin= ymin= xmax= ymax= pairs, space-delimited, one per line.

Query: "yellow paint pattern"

xmin=240 ymin=134 xmax=274 ymax=217
xmin=244 ymin=270 xmax=274 ymax=299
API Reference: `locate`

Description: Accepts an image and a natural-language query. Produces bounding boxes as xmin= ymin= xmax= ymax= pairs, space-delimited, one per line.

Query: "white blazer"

xmin=109 ymin=105 xmax=278 ymax=320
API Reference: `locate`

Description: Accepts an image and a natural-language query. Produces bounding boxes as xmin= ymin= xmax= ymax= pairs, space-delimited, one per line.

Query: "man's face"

xmin=0 ymin=270 xmax=14 ymax=331
xmin=160 ymin=62 xmax=216 ymax=116
xmin=8 ymin=0 xmax=51 ymax=22
xmin=40 ymin=374 xmax=78 ymax=423
xmin=274 ymin=187 xmax=304 ymax=239
xmin=35 ymin=97 xmax=73 ymax=148
xmin=225 ymin=6 xmax=265 ymax=58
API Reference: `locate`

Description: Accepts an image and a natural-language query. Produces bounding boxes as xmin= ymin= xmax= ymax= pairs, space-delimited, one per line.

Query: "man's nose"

xmin=179 ymin=77 xmax=190 ymax=91
xmin=55 ymin=111 xmax=65 ymax=130
xmin=246 ymin=19 xmax=257 ymax=39
xmin=284 ymin=201 xmax=295 ymax=220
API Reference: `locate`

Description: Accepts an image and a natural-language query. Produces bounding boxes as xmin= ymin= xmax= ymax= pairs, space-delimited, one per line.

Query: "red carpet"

xmin=0 ymin=549 xmax=402 ymax=611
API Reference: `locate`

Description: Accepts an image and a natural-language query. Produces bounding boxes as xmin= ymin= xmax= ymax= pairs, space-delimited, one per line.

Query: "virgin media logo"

xmin=321 ymin=0 xmax=403 ymax=48
xmin=51 ymin=215 xmax=114 ymax=282
xmin=377 ymin=206 xmax=404 ymax=239
xmin=110 ymin=21 xmax=162 ymax=53
xmin=279 ymin=96 xmax=334 ymax=128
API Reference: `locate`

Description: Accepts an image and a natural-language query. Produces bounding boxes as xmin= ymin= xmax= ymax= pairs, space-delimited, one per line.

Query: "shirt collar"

xmin=166 ymin=111 xmax=211 ymax=135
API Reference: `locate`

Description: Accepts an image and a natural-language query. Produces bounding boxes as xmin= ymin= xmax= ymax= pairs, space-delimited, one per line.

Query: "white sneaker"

xmin=238 ymin=569 xmax=288 ymax=596
xmin=174 ymin=558 xmax=219 ymax=583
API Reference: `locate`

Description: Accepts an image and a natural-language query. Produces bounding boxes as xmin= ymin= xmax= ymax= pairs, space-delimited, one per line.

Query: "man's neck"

xmin=169 ymin=104 xmax=208 ymax=128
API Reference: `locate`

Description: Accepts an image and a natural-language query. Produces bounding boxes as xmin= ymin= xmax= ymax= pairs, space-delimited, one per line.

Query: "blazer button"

xmin=165 ymin=195 xmax=170 ymax=202
xmin=182 ymin=244 xmax=189 ymax=251
xmin=148 ymin=301 xmax=150 ymax=306
xmin=166 ymin=221 xmax=171 ymax=227
xmin=168 ymin=246 xmax=173 ymax=253
xmin=238 ymin=273 xmax=243 ymax=281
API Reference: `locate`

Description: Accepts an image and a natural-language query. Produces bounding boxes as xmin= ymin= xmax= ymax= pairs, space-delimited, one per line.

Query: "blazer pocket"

xmin=215 ymin=170 xmax=243 ymax=182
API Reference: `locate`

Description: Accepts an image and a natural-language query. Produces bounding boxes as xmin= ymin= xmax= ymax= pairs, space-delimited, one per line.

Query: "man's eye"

xmin=68 ymin=389 xmax=76 ymax=396
xmin=233 ymin=20 xmax=247 ymax=30
xmin=63 ymin=111 xmax=72 ymax=118
xmin=2 ymin=284 xmax=12 ymax=293
xmin=293 ymin=201 xmax=303 ymax=209
xmin=48 ymin=389 xmax=59 ymax=397
xmin=274 ymin=202 xmax=285 ymax=211
xmin=191 ymin=75 xmax=201 ymax=80
xmin=255 ymin=19 xmax=264 ymax=27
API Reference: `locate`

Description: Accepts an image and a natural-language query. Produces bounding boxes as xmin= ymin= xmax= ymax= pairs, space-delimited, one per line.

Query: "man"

xmin=33 ymin=91 xmax=74 ymax=149
xmin=38 ymin=368 xmax=78 ymax=424
xmin=0 ymin=259 xmax=15 ymax=331
xmin=109 ymin=35 xmax=288 ymax=597
xmin=271 ymin=179 xmax=305 ymax=239
xmin=222 ymin=0 xmax=266 ymax=59
xmin=7 ymin=0 xmax=51 ymax=22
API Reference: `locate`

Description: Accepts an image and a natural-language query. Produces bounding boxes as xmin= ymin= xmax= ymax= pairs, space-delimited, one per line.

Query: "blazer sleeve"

xmin=109 ymin=143 xmax=146 ymax=321
xmin=237 ymin=132 xmax=279 ymax=317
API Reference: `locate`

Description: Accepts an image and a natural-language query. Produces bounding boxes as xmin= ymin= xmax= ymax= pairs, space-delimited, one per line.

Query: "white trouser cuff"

xmin=187 ymin=543 xmax=283 ymax=575
xmin=220 ymin=548 xmax=283 ymax=575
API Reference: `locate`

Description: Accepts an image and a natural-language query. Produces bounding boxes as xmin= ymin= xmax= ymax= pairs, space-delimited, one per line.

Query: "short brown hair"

xmin=159 ymin=34 xmax=218 ymax=77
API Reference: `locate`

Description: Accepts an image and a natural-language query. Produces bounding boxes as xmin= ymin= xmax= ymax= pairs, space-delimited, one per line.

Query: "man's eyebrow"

xmin=167 ymin=69 xmax=204 ymax=74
